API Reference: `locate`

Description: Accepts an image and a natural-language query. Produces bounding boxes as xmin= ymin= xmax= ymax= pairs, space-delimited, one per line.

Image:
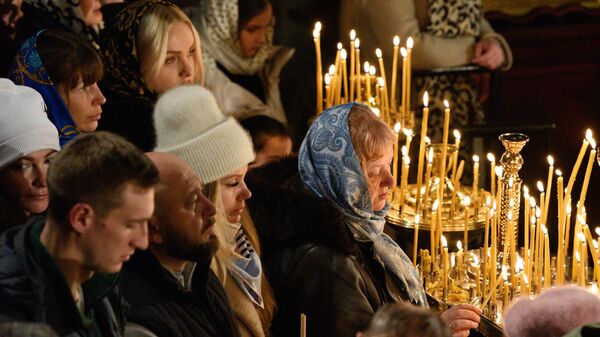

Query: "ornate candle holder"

xmin=497 ymin=133 xmax=528 ymax=265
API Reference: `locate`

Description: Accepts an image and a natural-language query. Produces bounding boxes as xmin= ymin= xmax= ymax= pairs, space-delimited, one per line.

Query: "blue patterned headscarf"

xmin=10 ymin=31 xmax=79 ymax=147
xmin=298 ymin=103 xmax=428 ymax=307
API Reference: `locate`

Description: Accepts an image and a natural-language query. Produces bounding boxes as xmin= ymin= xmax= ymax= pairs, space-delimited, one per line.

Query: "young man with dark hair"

xmin=119 ymin=152 xmax=241 ymax=337
xmin=240 ymin=115 xmax=292 ymax=168
xmin=0 ymin=131 xmax=159 ymax=337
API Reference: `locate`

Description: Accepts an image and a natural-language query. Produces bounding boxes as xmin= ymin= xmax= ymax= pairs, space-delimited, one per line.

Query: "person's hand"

xmin=472 ymin=38 xmax=505 ymax=70
xmin=440 ymin=303 xmax=482 ymax=337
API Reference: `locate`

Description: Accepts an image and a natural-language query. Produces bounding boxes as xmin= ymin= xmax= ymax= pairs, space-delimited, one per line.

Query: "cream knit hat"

xmin=0 ymin=78 xmax=60 ymax=169
xmin=154 ymin=85 xmax=255 ymax=183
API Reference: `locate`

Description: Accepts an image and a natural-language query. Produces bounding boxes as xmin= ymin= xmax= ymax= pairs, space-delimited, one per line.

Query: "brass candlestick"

xmin=498 ymin=133 xmax=528 ymax=265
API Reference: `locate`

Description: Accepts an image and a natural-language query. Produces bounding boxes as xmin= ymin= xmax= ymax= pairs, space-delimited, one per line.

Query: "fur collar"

xmin=245 ymin=156 xmax=359 ymax=258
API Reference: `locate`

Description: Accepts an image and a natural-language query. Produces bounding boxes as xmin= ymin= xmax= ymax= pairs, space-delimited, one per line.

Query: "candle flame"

xmin=473 ymin=155 xmax=479 ymax=163
xmin=453 ymin=129 xmax=461 ymax=141
xmin=547 ymin=155 xmax=554 ymax=166
xmin=403 ymin=129 xmax=413 ymax=138
xmin=377 ymin=77 xmax=384 ymax=87
xmin=472 ymin=253 xmax=479 ymax=266
xmin=566 ymin=203 xmax=572 ymax=214
xmin=536 ymin=207 xmax=541 ymax=218
xmin=502 ymin=265 xmax=508 ymax=280
xmin=350 ymin=29 xmax=356 ymax=41
xmin=427 ymin=148 xmax=434 ymax=163
xmin=394 ymin=122 xmax=401 ymax=133
xmin=407 ymin=37 xmax=414 ymax=49
xmin=441 ymin=235 xmax=447 ymax=248
xmin=524 ymin=273 xmax=529 ymax=285
xmin=508 ymin=211 xmax=512 ymax=221
xmin=337 ymin=42 xmax=342 ymax=50
xmin=393 ymin=35 xmax=400 ymax=46
xmin=596 ymin=227 xmax=600 ymax=236
xmin=578 ymin=214 xmax=586 ymax=226
xmin=372 ymin=107 xmax=380 ymax=117
xmin=355 ymin=38 xmax=361 ymax=49
xmin=312 ymin=29 xmax=319 ymax=39
xmin=578 ymin=232 xmax=586 ymax=242
xmin=586 ymin=129 xmax=593 ymax=141
xmin=531 ymin=215 xmax=536 ymax=225
xmin=523 ymin=185 xmax=529 ymax=197
xmin=324 ymin=73 xmax=331 ymax=85
xmin=432 ymin=199 xmax=439 ymax=211
xmin=594 ymin=240 xmax=599 ymax=250
xmin=463 ymin=196 xmax=471 ymax=206
xmin=404 ymin=157 xmax=411 ymax=165
xmin=341 ymin=49 xmax=347 ymax=60
xmin=423 ymin=91 xmax=429 ymax=107
xmin=556 ymin=169 xmax=562 ymax=176
xmin=375 ymin=48 xmax=382 ymax=58
xmin=415 ymin=214 xmax=420 ymax=224
xmin=576 ymin=251 xmax=581 ymax=262
xmin=487 ymin=153 xmax=495 ymax=162
xmin=369 ymin=65 xmax=376 ymax=75
xmin=457 ymin=240 xmax=463 ymax=251
xmin=486 ymin=195 xmax=492 ymax=207
xmin=536 ymin=181 xmax=544 ymax=192
xmin=495 ymin=166 xmax=503 ymax=178
xmin=443 ymin=100 xmax=450 ymax=109
xmin=529 ymin=196 xmax=536 ymax=208
xmin=314 ymin=21 xmax=322 ymax=32
xmin=401 ymin=145 xmax=408 ymax=157
xmin=400 ymin=47 xmax=407 ymax=58
xmin=328 ymin=64 xmax=336 ymax=75
xmin=541 ymin=224 xmax=548 ymax=235
xmin=590 ymin=138 xmax=597 ymax=149
xmin=516 ymin=255 xmax=524 ymax=272
xmin=363 ymin=62 xmax=369 ymax=73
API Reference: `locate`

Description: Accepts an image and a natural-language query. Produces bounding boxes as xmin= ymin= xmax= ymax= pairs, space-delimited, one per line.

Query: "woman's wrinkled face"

xmin=363 ymin=144 xmax=394 ymax=212
xmin=219 ymin=165 xmax=252 ymax=224
xmin=80 ymin=0 xmax=103 ymax=26
xmin=0 ymin=149 xmax=57 ymax=215
xmin=239 ymin=4 xmax=272 ymax=58
xmin=59 ymin=77 xmax=106 ymax=133
xmin=143 ymin=21 xmax=197 ymax=94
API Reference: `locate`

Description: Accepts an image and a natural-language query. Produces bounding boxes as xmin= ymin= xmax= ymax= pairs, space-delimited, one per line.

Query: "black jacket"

xmin=0 ymin=217 xmax=125 ymax=337
xmin=246 ymin=157 xmax=411 ymax=337
xmin=119 ymin=249 xmax=241 ymax=337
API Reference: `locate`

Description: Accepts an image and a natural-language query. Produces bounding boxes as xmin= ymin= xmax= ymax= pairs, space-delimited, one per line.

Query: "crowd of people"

xmin=0 ymin=1 xmax=597 ymax=337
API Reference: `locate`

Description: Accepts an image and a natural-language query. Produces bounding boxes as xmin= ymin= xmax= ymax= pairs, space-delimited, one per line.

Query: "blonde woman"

xmin=153 ymin=85 xmax=275 ymax=337
xmin=99 ymin=0 xmax=203 ymax=151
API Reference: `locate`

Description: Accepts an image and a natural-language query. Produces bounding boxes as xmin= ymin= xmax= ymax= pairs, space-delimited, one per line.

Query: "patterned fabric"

xmin=23 ymin=0 xmax=100 ymax=47
xmin=426 ymin=0 xmax=481 ymax=38
xmin=298 ymin=103 xmax=428 ymax=306
xmin=9 ymin=31 xmax=79 ymax=147
xmin=193 ymin=0 xmax=276 ymax=75
xmin=100 ymin=0 xmax=176 ymax=108
xmin=235 ymin=228 xmax=254 ymax=259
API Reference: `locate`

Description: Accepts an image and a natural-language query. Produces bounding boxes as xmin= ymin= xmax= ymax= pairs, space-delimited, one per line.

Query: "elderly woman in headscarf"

xmin=246 ymin=103 xmax=481 ymax=337
xmin=189 ymin=0 xmax=293 ymax=124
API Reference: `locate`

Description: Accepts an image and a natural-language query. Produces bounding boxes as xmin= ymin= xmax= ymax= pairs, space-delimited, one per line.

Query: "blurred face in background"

xmin=80 ymin=0 xmax=103 ymax=26
xmin=238 ymin=4 xmax=272 ymax=57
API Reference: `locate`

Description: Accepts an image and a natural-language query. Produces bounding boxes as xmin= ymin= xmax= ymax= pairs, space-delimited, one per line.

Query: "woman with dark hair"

xmin=0 ymin=78 xmax=60 ymax=233
xmin=10 ymin=29 xmax=106 ymax=147
xmin=246 ymin=103 xmax=481 ymax=337
xmin=190 ymin=0 xmax=293 ymax=123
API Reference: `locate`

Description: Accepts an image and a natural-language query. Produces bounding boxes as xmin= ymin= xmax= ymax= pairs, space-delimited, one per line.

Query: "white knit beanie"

xmin=153 ymin=85 xmax=255 ymax=183
xmin=0 ymin=78 xmax=60 ymax=170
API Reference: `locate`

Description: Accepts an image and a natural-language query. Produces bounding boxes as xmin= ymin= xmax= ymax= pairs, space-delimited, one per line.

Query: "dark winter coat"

xmin=0 ymin=216 xmax=125 ymax=337
xmin=245 ymin=157 xmax=412 ymax=337
xmin=119 ymin=249 xmax=241 ymax=337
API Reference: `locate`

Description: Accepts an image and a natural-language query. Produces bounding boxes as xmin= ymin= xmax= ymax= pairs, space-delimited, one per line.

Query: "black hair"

xmin=238 ymin=0 xmax=270 ymax=33
xmin=240 ymin=115 xmax=291 ymax=153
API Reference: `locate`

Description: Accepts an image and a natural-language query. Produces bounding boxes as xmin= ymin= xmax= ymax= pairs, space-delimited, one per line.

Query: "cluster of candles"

xmin=417 ymin=128 xmax=598 ymax=323
xmin=312 ymin=23 xmax=414 ymax=126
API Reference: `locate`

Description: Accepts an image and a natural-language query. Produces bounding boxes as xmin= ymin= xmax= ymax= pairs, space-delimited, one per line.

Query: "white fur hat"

xmin=153 ymin=85 xmax=255 ymax=183
xmin=0 ymin=78 xmax=60 ymax=169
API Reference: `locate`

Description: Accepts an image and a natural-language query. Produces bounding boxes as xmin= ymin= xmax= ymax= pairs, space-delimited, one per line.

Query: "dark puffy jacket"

xmin=0 ymin=217 xmax=125 ymax=337
xmin=119 ymin=249 xmax=241 ymax=337
xmin=246 ymin=157 xmax=412 ymax=337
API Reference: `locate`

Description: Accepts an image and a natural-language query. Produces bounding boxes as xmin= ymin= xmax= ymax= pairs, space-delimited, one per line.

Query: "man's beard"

xmin=164 ymin=229 xmax=220 ymax=263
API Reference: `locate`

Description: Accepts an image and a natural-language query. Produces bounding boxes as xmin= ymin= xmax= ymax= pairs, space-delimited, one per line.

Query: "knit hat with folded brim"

xmin=153 ymin=85 xmax=255 ymax=183
xmin=0 ymin=78 xmax=60 ymax=170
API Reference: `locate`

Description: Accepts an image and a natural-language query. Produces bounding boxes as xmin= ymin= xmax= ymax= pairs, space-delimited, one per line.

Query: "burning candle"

xmin=488 ymin=153 xmax=496 ymax=197
xmin=400 ymin=47 xmax=408 ymax=120
xmin=406 ymin=37 xmax=414 ymax=116
xmin=578 ymin=137 xmax=597 ymax=209
xmin=393 ymin=122 xmax=401 ymax=185
xmin=565 ymin=129 xmax=592 ymax=202
xmin=542 ymin=225 xmax=551 ymax=289
xmin=390 ymin=36 xmax=400 ymax=112
xmin=431 ymin=200 xmax=439 ymax=265
xmin=442 ymin=235 xmax=449 ymax=298
xmin=543 ymin=155 xmax=554 ymax=226
xmin=472 ymin=155 xmax=480 ymax=201
xmin=452 ymin=130 xmax=461 ymax=180
xmin=438 ymin=100 xmax=451 ymax=213
xmin=415 ymin=92 xmax=429 ymax=213
xmin=399 ymin=152 xmax=410 ymax=212
xmin=349 ymin=30 xmax=356 ymax=101
xmin=413 ymin=214 xmax=421 ymax=266
xmin=375 ymin=48 xmax=387 ymax=93
xmin=324 ymin=73 xmax=331 ymax=108
xmin=313 ymin=22 xmax=323 ymax=113
xmin=340 ymin=49 xmax=349 ymax=103
xmin=456 ymin=240 xmax=464 ymax=276
xmin=364 ymin=62 xmax=371 ymax=100
xmin=355 ymin=38 xmax=361 ymax=102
